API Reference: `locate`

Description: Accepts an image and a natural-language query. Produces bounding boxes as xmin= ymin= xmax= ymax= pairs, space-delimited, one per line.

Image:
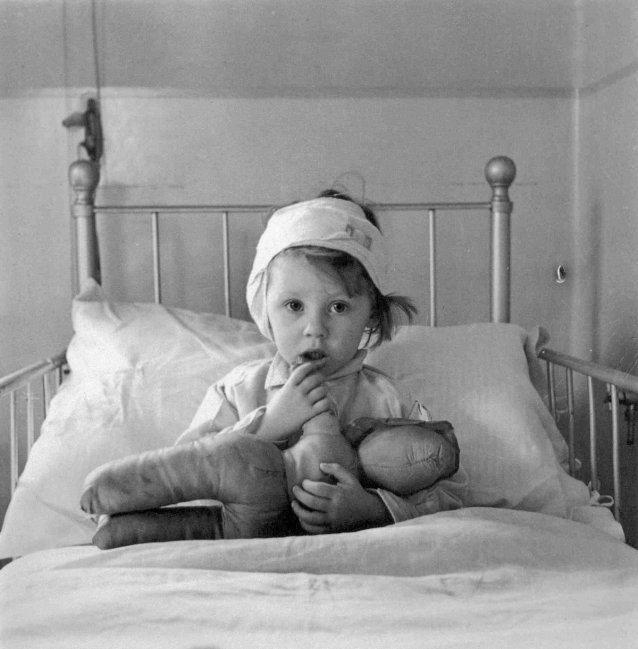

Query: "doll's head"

xmin=247 ymin=193 xmax=416 ymax=360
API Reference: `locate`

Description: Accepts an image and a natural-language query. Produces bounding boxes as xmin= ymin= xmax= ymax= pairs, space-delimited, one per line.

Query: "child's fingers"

xmin=290 ymin=500 xmax=329 ymax=534
xmin=292 ymin=484 xmax=329 ymax=511
xmin=295 ymin=480 xmax=333 ymax=499
xmin=310 ymin=396 xmax=332 ymax=416
xmin=300 ymin=376 xmax=325 ymax=398
xmin=290 ymin=359 xmax=326 ymax=384
xmin=299 ymin=521 xmax=328 ymax=535
xmin=306 ymin=384 xmax=327 ymax=405
xmin=318 ymin=462 xmax=357 ymax=485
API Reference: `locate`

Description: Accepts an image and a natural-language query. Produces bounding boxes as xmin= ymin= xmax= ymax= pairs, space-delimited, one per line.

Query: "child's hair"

xmin=270 ymin=189 xmax=417 ymax=348
xmin=316 ymin=189 xmax=381 ymax=229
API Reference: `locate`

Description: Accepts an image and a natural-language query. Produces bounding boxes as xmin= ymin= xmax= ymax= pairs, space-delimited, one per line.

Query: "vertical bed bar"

xmin=428 ymin=209 xmax=437 ymax=326
xmin=484 ymin=157 xmax=516 ymax=323
xmin=26 ymin=382 xmax=35 ymax=451
xmin=10 ymin=392 xmax=18 ymax=494
xmin=610 ymin=385 xmax=621 ymax=519
xmin=566 ymin=369 xmax=576 ymax=475
xmin=151 ymin=212 xmax=162 ymax=304
xmin=588 ymin=377 xmax=599 ymax=491
xmin=222 ymin=211 xmax=231 ymax=318
xmin=547 ymin=362 xmax=557 ymax=420
xmin=43 ymin=374 xmax=52 ymax=417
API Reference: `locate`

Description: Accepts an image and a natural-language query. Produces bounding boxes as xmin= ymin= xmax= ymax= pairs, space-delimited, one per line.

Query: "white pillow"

xmin=368 ymin=325 xmax=589 ymax=515
xmin=0 ymin=281 xmax=590 ymax=558
xmin=0 ymin=281 xmax=275 ymax=558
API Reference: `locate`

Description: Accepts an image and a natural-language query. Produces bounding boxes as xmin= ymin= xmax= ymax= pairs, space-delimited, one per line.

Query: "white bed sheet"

xmin=1 ymin=507 xmax=637 ymax=649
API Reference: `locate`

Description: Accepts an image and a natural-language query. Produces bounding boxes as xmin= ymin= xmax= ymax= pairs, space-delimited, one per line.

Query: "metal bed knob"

xmin=484 ymin=156 xmax=517 ymax=190
xmin=69 ymin=159 xmax=100 ymax=201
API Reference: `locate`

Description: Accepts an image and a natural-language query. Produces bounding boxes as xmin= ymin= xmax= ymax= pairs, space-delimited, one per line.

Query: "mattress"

xmin=1 ymin=507 xmax=636 ymax=648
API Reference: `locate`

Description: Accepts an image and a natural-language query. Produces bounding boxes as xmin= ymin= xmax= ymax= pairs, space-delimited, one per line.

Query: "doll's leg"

xmin=81 ymin=432 xmax=288 ymax=516
xmin=92 ymin=499 xmax=297 ymax=547
xmin=355 ymin=420 xmax=459 ymax=495
xmin=92 ymin=504 xmax=225 ymax=550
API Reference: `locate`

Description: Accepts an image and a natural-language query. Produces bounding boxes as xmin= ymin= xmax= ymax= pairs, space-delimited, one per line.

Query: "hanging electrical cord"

xmin=90 ymin=0 xmax=102 ymax=109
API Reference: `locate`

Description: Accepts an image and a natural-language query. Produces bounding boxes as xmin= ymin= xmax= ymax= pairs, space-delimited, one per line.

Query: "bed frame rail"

xmin=539 ymin=346 xmax=638 ymax=520
xmin=69 ymin=156 xmax=517 ymax=325
xmin=0 ymin=352 xmax=67 ymax=496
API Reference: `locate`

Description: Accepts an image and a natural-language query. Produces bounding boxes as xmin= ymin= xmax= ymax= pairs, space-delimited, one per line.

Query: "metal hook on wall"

xmin=62 ymin=98 xmax=103 ymax=162
xmin=554 ymin=264 xmax=568 ymax=284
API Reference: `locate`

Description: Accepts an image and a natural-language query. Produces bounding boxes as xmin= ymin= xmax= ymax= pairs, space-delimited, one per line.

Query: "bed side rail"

xmin=538 ymin=346 xmax=638 ymax=520
xmin=3 ymin=347 xmax=635 ymax=525
xmin=0 ymin=352 xmax=67 ymax=496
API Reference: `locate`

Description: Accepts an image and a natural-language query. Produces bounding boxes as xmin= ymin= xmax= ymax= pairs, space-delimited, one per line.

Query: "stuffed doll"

xmin=81 ymin=410 xmax=459 ymax=549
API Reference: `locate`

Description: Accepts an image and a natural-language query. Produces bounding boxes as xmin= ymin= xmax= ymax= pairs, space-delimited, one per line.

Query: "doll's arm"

xmin=372 ymin=467 xmax=469 ymax=523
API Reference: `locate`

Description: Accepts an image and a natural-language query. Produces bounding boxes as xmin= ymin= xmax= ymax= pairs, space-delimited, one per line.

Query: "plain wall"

xmin=575 ymin=52 xmax=638 ymax=545
xmin=94 ymin=93 xmax=575 ymax=334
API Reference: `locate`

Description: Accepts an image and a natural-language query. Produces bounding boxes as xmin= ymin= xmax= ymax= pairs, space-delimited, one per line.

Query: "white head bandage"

xmin=246 ymin=197 xmax=392 ymax=339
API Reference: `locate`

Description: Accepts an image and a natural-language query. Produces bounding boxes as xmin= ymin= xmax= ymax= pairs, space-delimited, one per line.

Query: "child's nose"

xmin=303 ymin=311 xmax=328 ymax=338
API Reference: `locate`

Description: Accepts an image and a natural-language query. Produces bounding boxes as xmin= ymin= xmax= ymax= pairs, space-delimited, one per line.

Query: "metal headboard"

xmin=68 ymin=156 xmax=517 ymax=325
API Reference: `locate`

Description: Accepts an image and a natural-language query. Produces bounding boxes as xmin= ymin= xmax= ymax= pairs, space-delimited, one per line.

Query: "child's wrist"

xmin=255 ymin=408 xmax=295 ymax=443
xmin=365 ymin=491 xmax=393 ymax=526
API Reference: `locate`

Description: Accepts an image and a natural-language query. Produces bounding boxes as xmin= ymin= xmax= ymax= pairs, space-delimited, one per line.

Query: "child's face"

xmin=266 ymin=253 xmax=374 ymax=376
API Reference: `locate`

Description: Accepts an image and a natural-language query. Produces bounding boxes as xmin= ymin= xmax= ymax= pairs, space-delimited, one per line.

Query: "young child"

xmin=82 ymin=192 xmax=467 ymax=543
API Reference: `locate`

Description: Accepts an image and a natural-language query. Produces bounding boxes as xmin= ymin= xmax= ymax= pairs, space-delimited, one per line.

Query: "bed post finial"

xmin=69 ymin=159 xmax=101 ymax=293
xmin=485 ymin=156 xmax=516 ymax=324
xmin=485 ymin=156 xmax=516 ymax=194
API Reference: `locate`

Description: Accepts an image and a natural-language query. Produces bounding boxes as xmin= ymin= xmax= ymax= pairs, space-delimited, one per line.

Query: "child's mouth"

xmin=298 ymin=350 xmax=326 ymax=363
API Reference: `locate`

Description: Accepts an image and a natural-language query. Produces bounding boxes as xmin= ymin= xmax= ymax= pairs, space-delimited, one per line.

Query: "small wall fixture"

xmin=62 ymin=98 xmax=103 ymax=162
xmin=555 ymin=265 xmax=567 ymax=284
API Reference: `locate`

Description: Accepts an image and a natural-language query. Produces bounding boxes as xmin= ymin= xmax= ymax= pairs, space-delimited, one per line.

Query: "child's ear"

xmin=364 ymin=294 xmax=383 ymax=340
xmin=366 ymin=308 xmax=380 ymax=332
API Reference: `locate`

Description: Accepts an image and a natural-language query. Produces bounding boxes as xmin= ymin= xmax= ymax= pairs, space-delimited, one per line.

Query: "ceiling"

xmin=2 ymin=0 xmax=637 ymax=98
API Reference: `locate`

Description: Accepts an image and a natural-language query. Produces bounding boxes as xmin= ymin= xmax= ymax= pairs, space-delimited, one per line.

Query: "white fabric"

xmin=0 ymin=283 xmax=618 ymax=559
xmin=367 ymin=324 xmax=595 ymax=517
xmin=0 ymin=282 xmax=275 ymax=558
xmin=246 ymin=197 xmax=391 ymax=339
xmin=1 ymin=508 xmax=637 ymax=649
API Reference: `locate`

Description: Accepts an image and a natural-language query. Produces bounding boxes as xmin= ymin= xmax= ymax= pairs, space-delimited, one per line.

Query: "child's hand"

xmin=257 ymin=361 xmax=331 ymax=443
xmin=290 ymin=463 xmax=393 ymax=534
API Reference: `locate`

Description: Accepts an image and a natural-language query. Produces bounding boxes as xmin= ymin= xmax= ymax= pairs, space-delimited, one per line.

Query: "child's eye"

xmin=284 ymin=300 xmax=303 ymax=312
xmin=330 ymin=302 xmax=349 ymax=314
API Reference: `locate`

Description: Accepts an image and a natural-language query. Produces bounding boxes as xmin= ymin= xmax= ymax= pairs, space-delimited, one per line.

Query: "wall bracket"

xmin=62 ymin=98 xmax=103 ymax=162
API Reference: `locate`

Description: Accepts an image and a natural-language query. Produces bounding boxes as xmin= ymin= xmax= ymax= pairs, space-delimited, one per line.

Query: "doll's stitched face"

xmin=266 ymin=252 xmax=374 ymax=376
